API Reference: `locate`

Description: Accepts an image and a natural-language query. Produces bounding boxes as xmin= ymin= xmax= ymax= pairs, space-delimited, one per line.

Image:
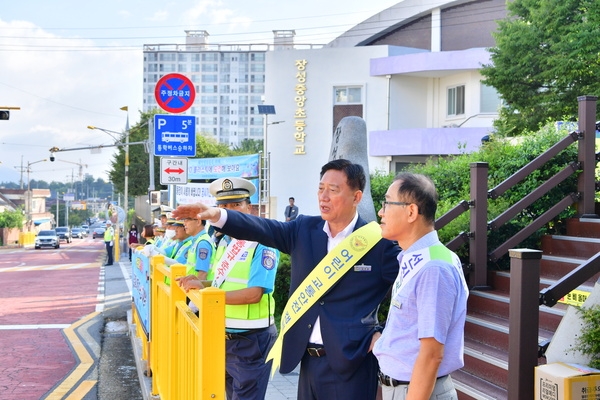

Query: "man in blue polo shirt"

xmin=372 ymin=173 xmax=469 ymax=400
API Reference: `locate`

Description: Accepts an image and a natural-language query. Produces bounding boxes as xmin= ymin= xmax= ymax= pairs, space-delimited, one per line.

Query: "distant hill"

xmin=0 ymin=166 xmax=21 ymax=186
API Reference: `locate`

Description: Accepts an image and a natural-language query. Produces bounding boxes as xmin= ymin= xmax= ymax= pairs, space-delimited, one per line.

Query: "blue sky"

xmin=0 ymin=0 xmax=398 ymax=184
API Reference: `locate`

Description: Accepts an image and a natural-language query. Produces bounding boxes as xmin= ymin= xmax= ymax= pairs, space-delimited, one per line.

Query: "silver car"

xmin=35 ymin=230 xmax=60 ymax=249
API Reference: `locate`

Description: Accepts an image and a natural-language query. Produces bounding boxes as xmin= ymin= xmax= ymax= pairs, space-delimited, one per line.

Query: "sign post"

xmin=160 ymin=157 xmax=188 ymax=185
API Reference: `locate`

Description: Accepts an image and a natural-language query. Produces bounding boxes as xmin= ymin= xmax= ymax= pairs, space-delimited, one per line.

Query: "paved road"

xmin=0 ymin=236 xmax=141 ymax=400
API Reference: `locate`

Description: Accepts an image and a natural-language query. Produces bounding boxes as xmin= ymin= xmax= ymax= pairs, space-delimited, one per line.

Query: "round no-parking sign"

xmin=154 ymin=73 xmax=196 ymax=113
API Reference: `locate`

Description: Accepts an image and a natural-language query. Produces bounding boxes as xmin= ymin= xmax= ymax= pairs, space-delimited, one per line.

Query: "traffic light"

xmin=0 ymin=110 xmax=9 ymax=120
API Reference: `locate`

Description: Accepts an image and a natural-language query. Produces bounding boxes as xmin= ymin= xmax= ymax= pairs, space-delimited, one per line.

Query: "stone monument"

xmin=329 ymin=116 xmax=377 ymax=222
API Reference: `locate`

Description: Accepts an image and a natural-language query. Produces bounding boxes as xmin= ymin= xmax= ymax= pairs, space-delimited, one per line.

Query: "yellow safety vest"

xmin=185 ymin=231 xmax=214 ymax=276
xmin=104 ymin=227 xmax=114 ymax=241
xmin=208 ymin=239 xmax=275 ymax=329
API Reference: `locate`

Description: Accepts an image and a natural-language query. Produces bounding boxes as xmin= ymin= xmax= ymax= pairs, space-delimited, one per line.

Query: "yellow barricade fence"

xmin=132 ymin=254 xmax=225 ymax=400
xmin=19 ymin=231 xmax=35 ymax=246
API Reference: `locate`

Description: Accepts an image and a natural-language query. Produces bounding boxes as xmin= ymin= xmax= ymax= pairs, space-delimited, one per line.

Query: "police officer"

xmin=103 ymin=220 xmax=115 ymax=266
xmin=175 ymin=177 xmax=279 ymax=400
xmin=181 ymin=217 xmax=214 ymax=279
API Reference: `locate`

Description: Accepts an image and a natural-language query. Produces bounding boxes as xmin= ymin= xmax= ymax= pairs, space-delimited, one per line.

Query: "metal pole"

xmin=148 ymin=118 xmax=155 ymax=223
xmin=149 ymin=118 xmax=155 ymax=192
xmin=27 ymin=165 xmax=31 ymax=231
xmin=124 ymin=128 xmax=129 ymax=225
xmin=262 ymin=113 xmax=269 ymax=218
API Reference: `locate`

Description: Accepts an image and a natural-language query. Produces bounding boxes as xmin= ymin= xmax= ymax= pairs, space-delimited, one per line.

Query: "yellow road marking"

xmin=65 ymin=380 xmax=97 ymax=400
xmin=45 ymin=312 xmax=100 ymax=400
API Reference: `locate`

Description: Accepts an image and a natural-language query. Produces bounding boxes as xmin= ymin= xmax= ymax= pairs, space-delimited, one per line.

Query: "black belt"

xmin=378 ymin=371 xmax=448 ymax=387
xmin=306 ymin=346 xmax=326 ymax=357
xmin=225 ymin=325 xmax=271 ymax=340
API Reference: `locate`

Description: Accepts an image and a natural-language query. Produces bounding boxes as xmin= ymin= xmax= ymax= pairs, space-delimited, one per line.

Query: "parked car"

xmin=71 ymin=227 xmax=86 ymax=239
xmin=92 ymin=227 xmax=106 ymax=239
xmin=55 ymin=226 xmax=72 ymax=243
xmin=35 ymin=230 xmax=60 ymax=249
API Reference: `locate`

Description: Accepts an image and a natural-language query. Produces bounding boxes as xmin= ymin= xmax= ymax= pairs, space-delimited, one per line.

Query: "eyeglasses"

xmin=381 ymin=201 xmax=411 ymax=212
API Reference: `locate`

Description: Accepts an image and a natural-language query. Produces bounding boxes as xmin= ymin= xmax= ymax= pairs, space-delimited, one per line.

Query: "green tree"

xmin=232 ymin=139 xmax=263 ymax=155
xmin=481 ymin=0 xmax=600 ymax=134
xmin=0 ymin=209 xmax=24 ymax=229
xmin=109 ymin=110 xmax=160 ymax=196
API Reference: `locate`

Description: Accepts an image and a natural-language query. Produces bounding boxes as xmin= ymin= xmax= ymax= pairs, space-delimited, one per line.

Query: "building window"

xmin=334 ymin=86 xmax=362 ymax=104
xmin=447 ymin=85 xmax=465 ymax=116
xmin=202 ymin=64 xmax=218 ymax=72
xmin=159 ymin=64 xmax=177 ymax=72
xmin=202 ymin=53 xmax=218 ymax=62
xmin=202 ymin=74 xmax=218 ymax=83
xmin=159 ymin=53 xmax=176 ymax=62
xmin=480 ymin=83 xmax=502 ymax=113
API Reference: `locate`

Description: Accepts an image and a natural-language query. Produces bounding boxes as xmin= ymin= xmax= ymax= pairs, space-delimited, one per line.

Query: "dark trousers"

xmin=104 ymin=241 xmax=113 ymax=265
xmin=298 ymin=348 xmax=379 ymax=400
xmin=225 ymin=324 xmax=277 ymax=400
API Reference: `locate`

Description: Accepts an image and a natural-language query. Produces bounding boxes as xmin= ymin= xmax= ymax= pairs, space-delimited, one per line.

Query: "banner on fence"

xmin=132 ymin=250 xmax=151 ymax=336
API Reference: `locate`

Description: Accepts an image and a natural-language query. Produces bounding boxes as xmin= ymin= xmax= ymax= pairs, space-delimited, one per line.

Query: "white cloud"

xmin=147 ymin=10 xmax=170 ymax=22
xmin=0 ymin=18 xmax=143 ymax=184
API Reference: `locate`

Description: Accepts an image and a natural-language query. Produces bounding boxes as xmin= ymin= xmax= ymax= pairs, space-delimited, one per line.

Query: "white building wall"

xmin=389 ymin=76 xmax=430 ymax=129
xmin=265 ymin=46 xmax=395 ymax=218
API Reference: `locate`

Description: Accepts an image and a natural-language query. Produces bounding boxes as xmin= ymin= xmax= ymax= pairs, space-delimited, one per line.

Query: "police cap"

xmin=209 ymin=177 xmax=256 ymax=205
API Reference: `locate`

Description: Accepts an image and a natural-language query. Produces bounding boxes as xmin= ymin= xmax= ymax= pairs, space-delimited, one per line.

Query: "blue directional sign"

xmin=154 ymin=114 xmax=196 ymax=157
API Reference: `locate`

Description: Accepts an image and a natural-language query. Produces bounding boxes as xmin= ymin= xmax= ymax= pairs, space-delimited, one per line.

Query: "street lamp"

xmin=88 ymin=111 xmax=129 ymax=222
xmin=258 ymin=104 xmax=279 ymax=218
xmin=26 ymin=158 xmax=47 ymax=231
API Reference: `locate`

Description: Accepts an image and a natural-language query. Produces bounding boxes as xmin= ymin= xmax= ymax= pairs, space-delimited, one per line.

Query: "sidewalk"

xmin=113 ymin=254 xmax=300 ymax=399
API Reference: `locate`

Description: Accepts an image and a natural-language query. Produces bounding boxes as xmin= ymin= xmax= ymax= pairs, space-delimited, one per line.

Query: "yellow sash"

xmin=266 ymin=221 xmax=382 ymax=376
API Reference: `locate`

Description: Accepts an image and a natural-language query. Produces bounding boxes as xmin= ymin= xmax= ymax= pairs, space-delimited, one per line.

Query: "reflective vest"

xmin=208 ymin=238 xmax=275 ymax=329
xmin=172 ymin=236 xmax=194 ymax=262
xmin=163 ymin=236 xmax=194 ymax=286
xmin=185 ymin=231 xmax=214 ymax=276
xmin=104 ymin=227 xmax=114 ymax=241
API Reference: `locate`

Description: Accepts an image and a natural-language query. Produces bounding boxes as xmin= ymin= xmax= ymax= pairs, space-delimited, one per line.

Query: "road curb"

xmin=129 ymin=309 xmax=157 ymax=400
